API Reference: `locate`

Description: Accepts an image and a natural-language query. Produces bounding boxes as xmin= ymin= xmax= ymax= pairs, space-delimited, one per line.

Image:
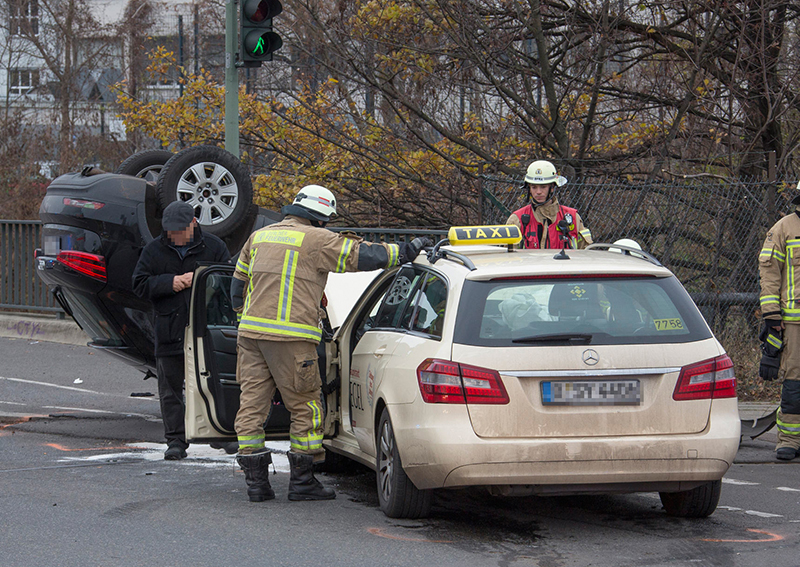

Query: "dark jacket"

xmin=132 ymin=226 xmax=231 ymax=356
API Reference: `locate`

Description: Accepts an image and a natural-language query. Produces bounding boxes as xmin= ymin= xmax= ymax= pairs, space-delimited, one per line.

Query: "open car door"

xmin=185 ymin=264 xmax=344 ymax=444
xmin=185 ymin=264 xmax=289 ymax=442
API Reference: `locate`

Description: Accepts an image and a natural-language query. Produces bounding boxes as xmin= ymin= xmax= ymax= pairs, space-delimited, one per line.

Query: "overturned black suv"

xmin=35 ymin=146 xmax=280 ymax=374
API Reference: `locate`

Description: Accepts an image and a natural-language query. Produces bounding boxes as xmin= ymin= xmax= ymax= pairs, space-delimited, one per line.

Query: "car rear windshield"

xmin=454 ymin=276 xmax=712 ymax=347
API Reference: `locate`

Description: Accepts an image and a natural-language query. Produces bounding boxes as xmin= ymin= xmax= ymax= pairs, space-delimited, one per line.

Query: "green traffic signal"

xmin=239 ymin=0 xmax=283 ymax=66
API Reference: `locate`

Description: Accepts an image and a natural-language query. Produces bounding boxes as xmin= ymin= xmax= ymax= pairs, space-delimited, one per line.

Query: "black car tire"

xmin=376 ymin=407 xmax=432 ymax=518
xmin=659 ymin=480 xmax=721 ymax=518
xmin=156 ymin=146 xmax=253 ymax=238
xmin=115 ymin=149 xmax=174 ymax=182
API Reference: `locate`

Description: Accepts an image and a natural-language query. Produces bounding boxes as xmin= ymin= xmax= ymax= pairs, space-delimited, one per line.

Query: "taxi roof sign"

xmin=448 ymin=225 xmax=522 ymax=246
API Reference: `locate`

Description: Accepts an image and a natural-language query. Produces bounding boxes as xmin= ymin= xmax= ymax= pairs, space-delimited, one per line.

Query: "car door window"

xmin=205 ymin=272 xmax=236 ymax=327
xmin=402 ymin=273 xmax=447 ymax=338
xmin=373 ymin=267 xmax=423 ymax=329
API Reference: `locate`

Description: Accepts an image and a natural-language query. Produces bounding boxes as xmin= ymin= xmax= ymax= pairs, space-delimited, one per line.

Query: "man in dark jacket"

xmin=132 ymin=201 xmax=231 ymax=459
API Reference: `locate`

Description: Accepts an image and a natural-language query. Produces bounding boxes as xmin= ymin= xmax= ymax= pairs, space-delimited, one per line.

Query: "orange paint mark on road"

xmin=702 ymin=529 xmax=785 ymax=543
xmin=367 ymin=527 xmax=453 ymax=544
xmin=1 ymin=418 xmax=31 ymax=428
xmin=44 ymin=443 xmax=144 ymax=452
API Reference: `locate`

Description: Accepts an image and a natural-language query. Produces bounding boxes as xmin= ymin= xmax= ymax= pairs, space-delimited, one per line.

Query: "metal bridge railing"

xmin=0 ymin=221 xmax=62 ymax=313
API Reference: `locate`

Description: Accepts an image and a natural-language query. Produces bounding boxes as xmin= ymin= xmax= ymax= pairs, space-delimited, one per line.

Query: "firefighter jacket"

xmin=505 ymin=197 xmax=592 ymax=250
xmin=233 ymin=216 xmax=401 ymax=343
xmin=759 ymin=211 xmax=800 ymax=324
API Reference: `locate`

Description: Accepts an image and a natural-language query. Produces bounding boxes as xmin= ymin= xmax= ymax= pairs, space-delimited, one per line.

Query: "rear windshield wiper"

xmin=512 ymin=333 xmax=593 ymax=344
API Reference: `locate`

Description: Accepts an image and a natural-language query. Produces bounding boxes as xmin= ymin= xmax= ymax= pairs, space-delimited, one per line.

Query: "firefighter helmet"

xmin=290 ymin=185 xmax=337 ymax=222
xmin=610 ymin=238 xmax=645 ymax=258
xmin=524 ymin=160 xmax=568 ymax=187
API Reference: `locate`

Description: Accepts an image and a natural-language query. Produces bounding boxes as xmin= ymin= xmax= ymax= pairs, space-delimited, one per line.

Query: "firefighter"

xmin=506 ymin=160 xmax=593 ymax=250
xmin=231 ymin=185 xmax=429 ymax=501
xmin=758 ymin=192 xmax=800 ymax=461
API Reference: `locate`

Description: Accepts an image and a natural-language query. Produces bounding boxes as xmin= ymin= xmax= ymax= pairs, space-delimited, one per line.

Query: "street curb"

xmin=0 ymin=311 xmax=88 ymax=346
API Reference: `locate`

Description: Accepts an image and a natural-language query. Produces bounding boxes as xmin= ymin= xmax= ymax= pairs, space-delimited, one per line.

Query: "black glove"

xmin=758 ymin=320 xmax=783 ymax=381
xmin=398 ymin=237 xmax=432 ymax=264
xmin=759 ymin=353 xmax=780 ymax=381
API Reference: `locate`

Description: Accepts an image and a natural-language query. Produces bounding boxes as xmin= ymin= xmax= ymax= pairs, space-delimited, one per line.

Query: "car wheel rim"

xmin=378 ymin=419 xmax=394 ymax=502
xmin=176 ymin=162 xmax=239 ymax=226
xmin=135 ymin=165 xmax=163 ymax=183
xmin=385 ymin=276 xmax=412 ymax=305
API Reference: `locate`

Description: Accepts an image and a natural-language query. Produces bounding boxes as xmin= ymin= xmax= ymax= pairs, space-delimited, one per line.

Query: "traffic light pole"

xmin=224 ymin=0 xmax=239 ymax=158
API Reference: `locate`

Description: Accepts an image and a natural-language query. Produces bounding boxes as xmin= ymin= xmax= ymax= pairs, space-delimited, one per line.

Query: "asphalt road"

xmin=1 ymin=336 xmax=798 ymax=567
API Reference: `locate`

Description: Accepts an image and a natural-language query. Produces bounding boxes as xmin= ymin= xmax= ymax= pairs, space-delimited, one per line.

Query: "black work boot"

xmin=236 ymin=451 xmax=275 ymax=502
xmin=288 ymin=452 xmax=336 ymax=501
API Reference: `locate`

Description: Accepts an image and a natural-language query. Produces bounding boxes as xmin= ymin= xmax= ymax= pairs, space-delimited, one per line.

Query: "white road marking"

xmin=0 ymin=376 xmax=156 ymax=401
xmin=44 ymin=406 xmax=116 ymax=413
xmin=745 ymin=510 xmax=784 ymax=518
xmin=0 ymin=400 xmax=26 ymax=406
xmin=777 ymin=487 xmax=800 ymax=493
xmin=722 ymin=478 xmax=759 ymax=486
xmin=718 ymin=506 xmax=742 ymax=511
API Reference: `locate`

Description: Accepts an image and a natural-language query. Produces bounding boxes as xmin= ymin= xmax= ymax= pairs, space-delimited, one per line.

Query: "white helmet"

xmin=610 ymin=238 xmax=644 ymax=258
xmin=524 ymin=160 xmax=568 ymax=187
xmin=291 ymin=185 xmax=337 ymax=221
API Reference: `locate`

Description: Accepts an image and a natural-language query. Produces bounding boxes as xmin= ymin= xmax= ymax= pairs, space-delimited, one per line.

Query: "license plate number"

xmin=541 ymin=380 xmax=641 ymax=405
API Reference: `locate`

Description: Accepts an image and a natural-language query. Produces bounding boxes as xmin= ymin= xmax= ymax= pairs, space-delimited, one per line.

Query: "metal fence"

xmin=480 ymin=175 xmax=790 ymax=334
xmin=0 ymin=221 xmax=61 ymax=313
xmin=0 ymin=174 xmax=788 ymax=330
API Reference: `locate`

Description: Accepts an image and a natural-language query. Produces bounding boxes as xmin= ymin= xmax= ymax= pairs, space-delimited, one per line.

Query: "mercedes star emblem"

xmin=582 ymin=349 xmax=599 ymax=366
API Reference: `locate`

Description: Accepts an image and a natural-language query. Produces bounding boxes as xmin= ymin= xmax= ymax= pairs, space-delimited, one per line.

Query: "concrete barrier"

xmin=0 ymin=311 xmax=88 ymax=346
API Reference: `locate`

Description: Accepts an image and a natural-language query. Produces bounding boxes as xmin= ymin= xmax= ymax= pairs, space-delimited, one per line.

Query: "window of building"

xmin=9 ymin=0 xmax=39 ymax=36
xmin=8 ymin=68 xmax=39 ymax=95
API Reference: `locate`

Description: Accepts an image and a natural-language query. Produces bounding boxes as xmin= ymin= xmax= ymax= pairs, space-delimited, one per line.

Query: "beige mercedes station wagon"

xmin=184 ymin=226 xmax=740 ymax=519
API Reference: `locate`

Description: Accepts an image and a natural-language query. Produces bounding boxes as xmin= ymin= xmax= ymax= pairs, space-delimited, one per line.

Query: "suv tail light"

xmin=673 ymin=354 xmax=737 ymax=401
xmin=56 ymin=251 xmax=107 ymax=282
xmin=417 ymin=358 xmax=509 ymax=404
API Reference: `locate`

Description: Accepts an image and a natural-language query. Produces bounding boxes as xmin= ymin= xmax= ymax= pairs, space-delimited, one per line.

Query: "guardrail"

xmin=0 ymin=219 xmax=760 ymax=328
xmin=0 ymin=220 xmax=449 ymax=314
xmin=0 ymin=221 xmax=62 ymax=314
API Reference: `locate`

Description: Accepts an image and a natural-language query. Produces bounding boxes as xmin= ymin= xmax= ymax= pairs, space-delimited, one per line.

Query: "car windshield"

xmin=454 ymin=276 xmax=712 ymax=346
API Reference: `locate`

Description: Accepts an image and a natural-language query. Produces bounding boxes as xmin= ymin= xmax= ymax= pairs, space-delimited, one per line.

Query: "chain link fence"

xmin=479 ymin=175 xmax=793 ymax=386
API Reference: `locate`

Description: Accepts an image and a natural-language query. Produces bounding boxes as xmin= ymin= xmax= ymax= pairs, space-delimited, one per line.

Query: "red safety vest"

xmin=513 ymin=204 xmax=579 ymax=249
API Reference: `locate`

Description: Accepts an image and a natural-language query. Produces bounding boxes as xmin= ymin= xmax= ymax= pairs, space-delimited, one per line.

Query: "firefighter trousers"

xmin=778 ymin=323 xmax=800 ymax=450
xmin=234 ymin=336 xmax=325 ymax=460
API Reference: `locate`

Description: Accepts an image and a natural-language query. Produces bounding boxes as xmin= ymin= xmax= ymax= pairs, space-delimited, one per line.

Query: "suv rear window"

xmin=454 ymin=276 xmax=712 ymax=346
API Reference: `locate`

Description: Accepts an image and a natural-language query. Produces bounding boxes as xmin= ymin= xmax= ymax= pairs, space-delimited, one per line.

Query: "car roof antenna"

xmin=553 ymin=220 xmax=571 ymax=260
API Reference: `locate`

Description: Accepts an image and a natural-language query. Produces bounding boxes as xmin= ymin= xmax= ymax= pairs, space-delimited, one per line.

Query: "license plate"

xmin=541 ymin=379 xmax=641 ymax=405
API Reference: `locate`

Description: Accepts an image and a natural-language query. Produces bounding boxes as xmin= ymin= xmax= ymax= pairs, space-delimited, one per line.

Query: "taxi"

xmin=183 ymin=225 xmax=740 ymax=519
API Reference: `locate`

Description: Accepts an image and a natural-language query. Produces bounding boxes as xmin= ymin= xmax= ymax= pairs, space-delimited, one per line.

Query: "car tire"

xmin=115 ymin=149 xmax=173 ymax=182
xmin=156 ymin=145 xmax=253 ymax=238
xmin=376 ymin=407 xmax=432 ymax=518
xmin=659 ymin=480 xmax=721 ymax=518
xmin=314 ymin=447 xmax=355 ymax=474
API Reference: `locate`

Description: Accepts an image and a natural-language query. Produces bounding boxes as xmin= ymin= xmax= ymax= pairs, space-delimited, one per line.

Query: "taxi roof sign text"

xmin=448 ymin=225 xmax=522 ymax=246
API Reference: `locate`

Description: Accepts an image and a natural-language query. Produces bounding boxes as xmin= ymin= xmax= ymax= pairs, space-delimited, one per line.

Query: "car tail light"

xmin=417 ymin=358 xmax=509 ymax=404
xmin=63 ymin=197 xmax=105 ymax=210
xmin=673 ymin=354 xmax=737 ymax=401
xmin=56 ymin=251 xmax=107 ymax=282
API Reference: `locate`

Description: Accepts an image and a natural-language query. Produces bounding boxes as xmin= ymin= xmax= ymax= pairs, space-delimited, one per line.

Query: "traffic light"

xmin=239 ymin=0 xmax=283 ymax=67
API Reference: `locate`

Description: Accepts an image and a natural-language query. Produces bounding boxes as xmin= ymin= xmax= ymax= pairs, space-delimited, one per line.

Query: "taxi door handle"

xmin=373 ymin=345 xmax=388 ymax=357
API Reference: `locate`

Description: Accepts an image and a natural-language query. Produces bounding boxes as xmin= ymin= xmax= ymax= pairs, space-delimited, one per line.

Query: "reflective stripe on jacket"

xmin=234 ymin=216 xmax=400 ymax=343
xmin=759 ymin=212 xmax=800 ymax=323
xmin=506 ymin=199 xmax=592 ymax=250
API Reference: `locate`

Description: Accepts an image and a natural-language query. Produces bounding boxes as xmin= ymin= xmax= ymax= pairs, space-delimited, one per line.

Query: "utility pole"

xmin=224 ymin=0 xmax=239 ymax=157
